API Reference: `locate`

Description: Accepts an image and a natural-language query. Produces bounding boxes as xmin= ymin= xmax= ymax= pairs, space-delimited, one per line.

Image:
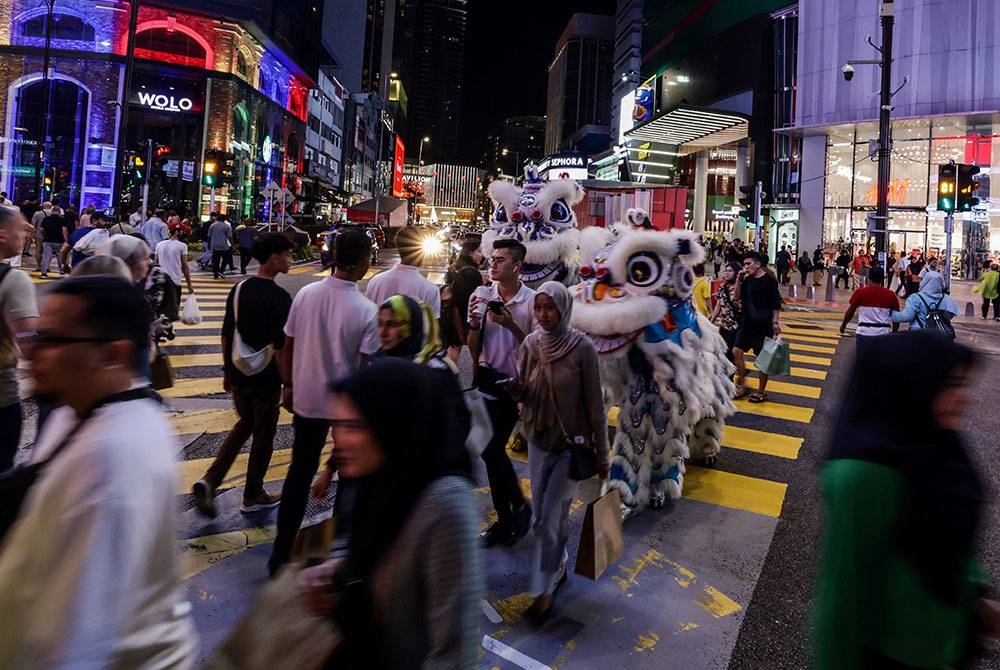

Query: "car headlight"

xmin=421 ymin=236 xmax=444 ymax=257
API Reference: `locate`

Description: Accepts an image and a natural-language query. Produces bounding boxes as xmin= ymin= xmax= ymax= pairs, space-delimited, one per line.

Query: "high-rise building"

xmin=324 ymin=0 xmax=397 ymax=96
xmin=544 ymin=13 xmax=614 ymax=156
xmin=483 ymin=116 xmax=546 ymax=176
xmin=393 ymin=0 xmax=467 ymax=164
xmin=610 ymin=0 xmax=643 ymax=148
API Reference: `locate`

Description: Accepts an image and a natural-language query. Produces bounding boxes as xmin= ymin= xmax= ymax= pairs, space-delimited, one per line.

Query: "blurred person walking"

xmin=38 ymin=206 xmax=66 ymax=278
xmin=193 ymin=234 xmax=293 ymax=517
xmin=235 ymin=219 xmax=257 ymax=275
xmin=154 ymin=224 xmax=194 ymax=322
xmin=838 ymin=267 xmax=899 ymax=353
xmin=468 ymin=239 xmax=534 ymax=548
xmin=972 ymin=263 xmax=1000 ymax=320
xmin=208 ymin=214 xmax=234 ymax=279
xmin=691 ymin=264 xmax=712 ymax=318
xmin=797 ymin=251 xmax=813 ymax=286
xmin=298 ymin=360 xmax=481 ymax=668
xmin=516 ymin=282 xmax=609 ymax=622
xmin=0 ymin=208 xmax=38 ymax=471
xmin=446 ymin=238 xmax=483 ymax=283
xmin=366 ymin=226 xmax=442 ymax=317
xmin=775 ymin=245 xmax=792 ymax=285
xmin=815 ymin=331 xmax=999 ymax=669
xmin=0 ymin=276 xmax=197 ymax=668
xmin=268 ymin=230 xmax=379 ymax=575
xmin=30 ymin=200 xmax=51 ymax=268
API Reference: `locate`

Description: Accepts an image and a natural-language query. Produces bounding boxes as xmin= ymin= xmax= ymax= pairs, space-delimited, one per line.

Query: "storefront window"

xmin=22 ymin=14 xmax=95 ymax=41
xmin=135 ymin=28 xmax=208 ymax=69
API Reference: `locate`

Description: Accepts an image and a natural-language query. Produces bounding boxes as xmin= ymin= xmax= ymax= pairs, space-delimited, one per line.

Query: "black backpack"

xmin=917 ymin=294 xmax=956 ymax=339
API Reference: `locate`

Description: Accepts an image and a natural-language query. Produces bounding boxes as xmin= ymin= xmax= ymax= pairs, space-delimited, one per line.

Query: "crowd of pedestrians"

xmin=0 ymin=202 xmax=998 ymax=668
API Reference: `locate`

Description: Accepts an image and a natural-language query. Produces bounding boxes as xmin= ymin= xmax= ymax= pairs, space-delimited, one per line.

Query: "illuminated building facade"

xmin=0 ymin=0 xmax=316 ymax=217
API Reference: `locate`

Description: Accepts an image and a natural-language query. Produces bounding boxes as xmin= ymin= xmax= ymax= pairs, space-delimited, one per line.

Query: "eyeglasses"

xmin=18 ymin=332 xmax=117 ymax=349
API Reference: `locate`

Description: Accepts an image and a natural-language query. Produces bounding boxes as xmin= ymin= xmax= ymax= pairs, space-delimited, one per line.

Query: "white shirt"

xmin=366 ymin=263 xmax=442 ymax=317
xmin=155 ymin=239 xmax=188 ymax=286
xmin=284 ymin=276 xmax=380 ymax=418
xmin=0 ymin=397 xmax=197 ymax=669
xmin=471 ymin=281 xmax=535 ymax=378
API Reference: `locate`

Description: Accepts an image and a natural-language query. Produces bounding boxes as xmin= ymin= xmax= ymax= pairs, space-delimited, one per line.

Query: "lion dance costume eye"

xmin=571 ymin=212 xmax=737 ymax=520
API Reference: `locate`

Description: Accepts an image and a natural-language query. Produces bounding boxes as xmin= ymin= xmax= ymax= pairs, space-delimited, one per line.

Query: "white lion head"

xmin=571 ymin=213 xmax=706 ymax=353
xmin=482 ymin=169 xmax=584 ymax=286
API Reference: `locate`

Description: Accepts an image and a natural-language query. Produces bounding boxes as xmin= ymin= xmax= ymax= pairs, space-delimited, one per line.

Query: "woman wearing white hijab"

xmin=516 ymin=281 xmax=609 ymax=622
xmin=891 ymin=270 xmax=961 ymax=331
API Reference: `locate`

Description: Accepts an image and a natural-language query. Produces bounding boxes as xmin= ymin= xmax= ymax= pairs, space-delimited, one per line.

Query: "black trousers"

xmin=481 ymin=393 xmax=525 ymax=529
xmin=777 ymin=265 xmax=790 ymax=284
xmin=836 ymin=270 xmax=850 ymax=288
xmin=269 ymin=414 xmax=330 ymax=574
xmin=211 ymin=250 xmax=227 ymax=278
xmin=982 ymin=296 xmax=1000 ymax=319
xmin=0 ymin=402 xmax=22 ymax=472
xmin=239 ymin=246 xmax=252 ymax=274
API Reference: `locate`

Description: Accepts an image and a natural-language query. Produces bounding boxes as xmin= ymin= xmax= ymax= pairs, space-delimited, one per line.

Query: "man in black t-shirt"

xmin=732 ymin=251 xmax=782 ymax=403
xmin=193 ymin=233 xmax=294 ymax=517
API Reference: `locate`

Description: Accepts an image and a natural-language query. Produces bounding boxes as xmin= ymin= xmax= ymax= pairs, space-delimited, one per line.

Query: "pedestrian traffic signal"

xmin=937 ymin=162 xmax=956 ymax=213
xmin=219 ymin=152 xmax=237 ymax=186
xmin=957 ymin=163 xmax=981 ymax=211
xmin=738 ymin=183 xmax=763 ymax=223
xmin=203 ymin=150 xmax=219 ymax=187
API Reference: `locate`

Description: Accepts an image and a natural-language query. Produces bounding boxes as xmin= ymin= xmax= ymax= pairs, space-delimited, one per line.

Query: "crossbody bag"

xmin=231 ymin=281 xmax=276 ymax=376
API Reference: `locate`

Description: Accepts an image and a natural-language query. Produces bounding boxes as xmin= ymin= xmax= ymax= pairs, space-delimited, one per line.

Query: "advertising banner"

xmin=392 ymin=136 xmax=405 ymax=197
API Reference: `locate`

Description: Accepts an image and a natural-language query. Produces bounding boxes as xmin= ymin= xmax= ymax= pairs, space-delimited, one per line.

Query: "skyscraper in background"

xmin=394 ymin=0 xmax=467 ymax=163
xmin=544 ymin=12 xmax=614 ymax=156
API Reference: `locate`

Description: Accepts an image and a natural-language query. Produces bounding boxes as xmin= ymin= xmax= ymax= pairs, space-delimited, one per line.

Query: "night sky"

xmin=459 ymin=0 xmax=616 ymax=163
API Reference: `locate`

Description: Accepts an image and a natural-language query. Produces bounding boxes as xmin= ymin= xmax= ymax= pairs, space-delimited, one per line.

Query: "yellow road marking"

xmin=751 ymin=363 xmax=827 ymax=380
xmin=163 ymin=336 xmax=221 ymax=347
xmin=694 ymin=585 xmax=742 ymax=618
xmin=166 ymin=353 xmax=222 ymax=368
xmin=170 ymin=407 xmax=293 ymax=436
xmin=781 ymin=326 xmax=840 ymax=339
xmin=684 ymin=466 xmax=787 ymax=517
xmin=788 ymin=353 xmax=832 ymax=366
xmin=177 ymin=444 xmax=332 ymax=495
xmin=787 ymin=342 xmax=836 ymax=355
xmin=745 ymin=376 xmax=821 ymax=399
xmin=288 ymin=263 xmax=320 ymax=275
xmin=181 ymin=526 xmax=276 ymax=581
xmin=779 ymin=332 xmax=845 ymax=345
xmin=161 ymin=377 xmax=225 ymax=397
xmin=173 ymin=319 xmax=222 ymax=330
xmin=733 ymin=398 xmax=814 ymax=424
xmin=721 ymin=425 xmax=802 ymax=459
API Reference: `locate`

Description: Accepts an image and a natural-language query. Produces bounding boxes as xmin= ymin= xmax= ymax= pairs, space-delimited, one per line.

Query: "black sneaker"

xmin=192 ymin=479 xmax=217 ymax=518
xmin=505 ymin=503 xmax=533 ymax=546
xmin=481 ymin=522 xmax=510 ymax=548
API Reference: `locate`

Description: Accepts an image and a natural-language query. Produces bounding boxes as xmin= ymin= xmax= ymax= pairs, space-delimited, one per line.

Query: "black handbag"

xmin=0 ymin=388 xmax=154 ymax=545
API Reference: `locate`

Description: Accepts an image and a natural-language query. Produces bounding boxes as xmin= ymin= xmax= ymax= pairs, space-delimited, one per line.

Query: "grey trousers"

xmin=528 ymin=442 xmax=578 ymax=597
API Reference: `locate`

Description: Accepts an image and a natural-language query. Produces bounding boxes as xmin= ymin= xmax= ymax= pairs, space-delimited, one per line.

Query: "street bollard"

xmin=788 ymin=284 xmax=797 ymax=299
xmin=825 ymin=267 xmax=840 ymax=303
xmin=807 ymin=285 xmax=816 ymax=300
xmin=966 ymin=301 xmax=975 ymax=318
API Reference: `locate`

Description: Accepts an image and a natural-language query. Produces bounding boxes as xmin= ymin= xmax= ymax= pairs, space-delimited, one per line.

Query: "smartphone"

xmin=487 ymin=300 xmax=505 ymax=314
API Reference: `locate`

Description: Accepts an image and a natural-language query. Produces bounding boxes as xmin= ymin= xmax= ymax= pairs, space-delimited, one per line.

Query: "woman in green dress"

xmin=816 ymin=330 xmax=1000 ymax=669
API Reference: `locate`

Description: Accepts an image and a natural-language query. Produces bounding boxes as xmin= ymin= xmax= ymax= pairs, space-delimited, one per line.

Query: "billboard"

xmin=538 ymin=153 xmax=589 ymax=181
xmin=392 ymin=136 xmax=405 ymax=197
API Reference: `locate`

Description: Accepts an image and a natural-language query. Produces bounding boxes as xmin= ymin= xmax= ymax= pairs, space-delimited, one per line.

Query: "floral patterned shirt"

xmin=713 ymin=283 xmax=740 ymax=332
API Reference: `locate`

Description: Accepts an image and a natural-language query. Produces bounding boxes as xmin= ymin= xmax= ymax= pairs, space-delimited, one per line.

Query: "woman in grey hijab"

xmin=892 ymin=269 xmax=961 ymax=331
xmin=516 ymin=281 xmax=609 ymax=622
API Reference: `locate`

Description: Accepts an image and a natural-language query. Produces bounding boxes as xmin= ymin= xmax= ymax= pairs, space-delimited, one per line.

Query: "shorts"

xmin=734 ymin=323 xmax=773 ymax=355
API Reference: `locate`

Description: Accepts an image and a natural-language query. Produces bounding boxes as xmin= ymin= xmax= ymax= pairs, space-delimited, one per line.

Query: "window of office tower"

xmin=135 ymin=26 xmax=209 ymax=69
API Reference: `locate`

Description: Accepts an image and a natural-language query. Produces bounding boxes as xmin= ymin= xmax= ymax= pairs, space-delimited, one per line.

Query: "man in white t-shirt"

xmin=268 ymin=229 xmax=379 ymax=575
xmin=366 ymin=226 xmax=442 ymax=316
xmin=0 ymin=276 xmax=196 ymax=667
xmin=468 ymin=238 xmax=535 ymax=548
xmin=154 ymin=224 xmax=193 ymax=321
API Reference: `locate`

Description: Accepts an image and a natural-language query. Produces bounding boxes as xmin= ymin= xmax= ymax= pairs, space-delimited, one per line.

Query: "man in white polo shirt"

xmin=468 ymin=238 xmax=534 ymax=547
xmin=366 ymin=226 xmax=442 ymax=316
xmin=154 ymin=223 xmax=193 ymax=321
xmin=268 ymin=229 xmax=379 ymax=575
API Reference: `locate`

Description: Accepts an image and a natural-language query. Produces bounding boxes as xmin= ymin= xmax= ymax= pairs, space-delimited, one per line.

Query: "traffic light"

xmin=203 ymin=150 xmax=219 ymax=187
xmin=738 ymin=183 xmax=763 ymax=223
xmin=937 ymin=162 xmax=956 ymax=212
xmin=219 ymin=152 xmax=237 ymax=186
xmin=957 ymin=163 xmax=981 ymax=211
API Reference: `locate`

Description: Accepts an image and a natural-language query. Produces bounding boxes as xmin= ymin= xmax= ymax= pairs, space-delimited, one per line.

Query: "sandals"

xmin=748 ymin=391 xmax=767 ymax=403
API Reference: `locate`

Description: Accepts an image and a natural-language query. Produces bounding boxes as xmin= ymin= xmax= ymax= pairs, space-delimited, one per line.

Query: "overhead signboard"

xmin=538 ymin=152 xmax=590 ymax=181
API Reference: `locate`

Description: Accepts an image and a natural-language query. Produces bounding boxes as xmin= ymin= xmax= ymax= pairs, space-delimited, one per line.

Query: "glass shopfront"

xmin=820 ymin=117 xmax=1000 ymax=274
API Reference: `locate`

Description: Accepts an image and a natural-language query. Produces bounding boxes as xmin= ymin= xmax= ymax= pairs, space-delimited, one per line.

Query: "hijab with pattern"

xmin=377 ymin=294 xmax=444 ymax=364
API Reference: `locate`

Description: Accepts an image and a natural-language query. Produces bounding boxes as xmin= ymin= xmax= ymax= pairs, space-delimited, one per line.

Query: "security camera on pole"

xmin=843 ymin=0 xmax=909 ymax=271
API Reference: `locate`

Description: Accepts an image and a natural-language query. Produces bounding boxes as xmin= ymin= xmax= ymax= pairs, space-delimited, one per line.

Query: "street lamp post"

xmin=418 ymin=136 xmax=430 ymax=166
xmin=502 ymin=148 xmax=520 ymax=180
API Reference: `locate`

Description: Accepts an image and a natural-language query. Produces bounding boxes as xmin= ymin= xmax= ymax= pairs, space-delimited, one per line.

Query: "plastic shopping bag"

xmin=755 ymin=337 xmax=791 ymax=376
xmin=180 ymin=294 xmax=202 ymax=325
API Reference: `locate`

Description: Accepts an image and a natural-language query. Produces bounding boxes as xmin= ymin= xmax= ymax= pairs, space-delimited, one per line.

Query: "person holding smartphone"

xmin=467 ymin=239 xmax=534 ymax=548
